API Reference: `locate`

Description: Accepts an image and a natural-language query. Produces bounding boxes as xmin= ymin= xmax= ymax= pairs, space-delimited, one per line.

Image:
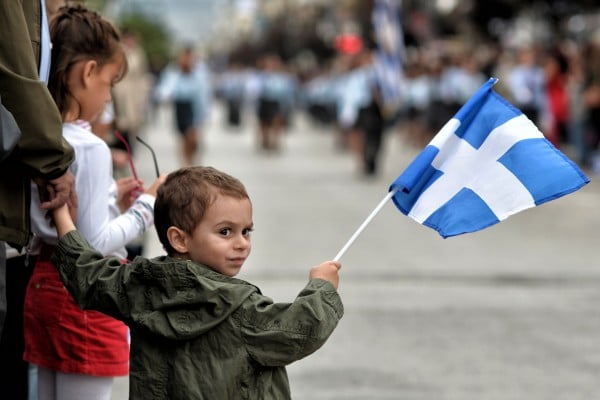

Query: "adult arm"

xmin=0 ymin=2 xmax=74 ymax=177
xmin=0 ymin=0 xmax=76 ymax=217
xmin=0 ymin=1 xmax=75 ymax=213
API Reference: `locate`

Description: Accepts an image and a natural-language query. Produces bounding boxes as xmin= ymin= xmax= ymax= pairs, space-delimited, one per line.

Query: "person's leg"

xmin=257 ymin=99 xmax=271 ymax=150
xmin=183 ymin=127 xmax=199 ymax=166
xmin=362 ymin=102 xmax=385 ymax=175
xmin=28 ymin=364 xmax=38 ymax=400
xmin=56 ymin=372 xmax=114 ymax=400
xmin=175 ymin=100 xmax=198 ymax=166
xmin=259 ymin=123 xmax=270 ymax=150
xmin=36 ymin=366 xmax=56 ymax=400
xmin=0 ymin=243 xmax=6 ymax=337
xmin=351 ymin=107 xmax=368 ymax=173
xmin=348 ymin=128 xmax=365 ymax=170
xmin=269 ymin=114 xmax=285 ymax=151
xmin=0 ymin=254 xmax=36 ymax=399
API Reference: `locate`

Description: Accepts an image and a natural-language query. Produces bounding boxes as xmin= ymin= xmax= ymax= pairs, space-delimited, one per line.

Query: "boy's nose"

xmin=234 ymin=235 xmax=250 ymax=250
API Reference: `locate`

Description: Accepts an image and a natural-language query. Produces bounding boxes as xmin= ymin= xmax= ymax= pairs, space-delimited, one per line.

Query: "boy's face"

xmin=186 ymin=194 xmax=253 ymax=277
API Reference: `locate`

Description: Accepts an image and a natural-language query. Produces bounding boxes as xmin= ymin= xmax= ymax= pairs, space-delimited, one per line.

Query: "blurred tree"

xmin=82 ymin=0 xmax=109 ymax=12
xmin=76 ymin=1 xmax=172 ymax=75
xmin=118 ymin=13 xmax=172 ymax=76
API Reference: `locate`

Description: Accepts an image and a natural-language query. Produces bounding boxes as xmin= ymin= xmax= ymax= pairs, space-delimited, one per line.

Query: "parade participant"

xmin=154 ymin=45 xmax=212 ymax=166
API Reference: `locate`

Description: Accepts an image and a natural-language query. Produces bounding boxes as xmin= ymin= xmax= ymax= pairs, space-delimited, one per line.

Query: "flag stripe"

xmin=499 ymin=138 xmax=589 ymax=205
xmin=423 ymin=188 xmax=500 ymax=238
xmin=391 ymin=145 xmax=439 ymax=194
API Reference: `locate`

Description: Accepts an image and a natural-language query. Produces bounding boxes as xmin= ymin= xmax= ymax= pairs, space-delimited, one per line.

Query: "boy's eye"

xmin=219 ymin=228 xmax=232 ymax=236
xmin=242 ymin=228 xmax=253 ymax=237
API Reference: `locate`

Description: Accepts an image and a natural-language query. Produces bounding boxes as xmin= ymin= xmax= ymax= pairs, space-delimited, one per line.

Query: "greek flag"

xmin=372 ymin=0 xmax=405 ymax=114
xmin=389 ymin=78 xmax=589 ymax=238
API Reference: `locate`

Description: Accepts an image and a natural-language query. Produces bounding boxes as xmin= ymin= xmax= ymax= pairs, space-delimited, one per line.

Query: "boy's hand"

xmin=53 ymin=203 xmax=76 ymax=238
xmin=309 ymin=261 xmax=341 ymax=289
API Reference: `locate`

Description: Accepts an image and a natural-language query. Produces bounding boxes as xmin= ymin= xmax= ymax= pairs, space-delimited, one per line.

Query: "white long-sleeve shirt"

xmin=31 ymin=122 xmax=154 ymax=259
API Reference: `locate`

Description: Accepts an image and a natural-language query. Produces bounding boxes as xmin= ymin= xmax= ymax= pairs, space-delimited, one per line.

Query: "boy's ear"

xmin=81 ymin=60 xmax=98 ymax=87
xmin=167 ymin=226 xmax=189 ymax=253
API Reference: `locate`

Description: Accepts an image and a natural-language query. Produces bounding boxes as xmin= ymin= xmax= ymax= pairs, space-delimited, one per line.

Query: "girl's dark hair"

xmin=48 ymin=4 xmax=127 ymax=114
xmin=154 ymin=166 xmax=250 ymax=256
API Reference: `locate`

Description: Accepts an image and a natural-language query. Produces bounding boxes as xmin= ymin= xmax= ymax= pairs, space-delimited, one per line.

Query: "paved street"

xmin=112 ymin=102 xmax=600 ymax=399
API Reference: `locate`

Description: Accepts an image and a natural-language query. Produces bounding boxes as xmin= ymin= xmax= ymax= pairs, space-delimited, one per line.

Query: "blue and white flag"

xmin=389 ymin=77 xmax=589 ymax=238
xmin=372 ymin=0 xmax=405 ymax=114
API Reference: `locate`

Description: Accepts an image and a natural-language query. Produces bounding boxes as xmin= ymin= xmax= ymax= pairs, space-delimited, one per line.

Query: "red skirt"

xmin=23 ymin=249 xmax=129 ymax=377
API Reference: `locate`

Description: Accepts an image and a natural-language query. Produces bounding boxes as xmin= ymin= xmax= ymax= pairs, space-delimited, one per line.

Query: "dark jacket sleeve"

xmin=0 ymin=1 xmax=73 ymax=178
xmin=52 ymin=230 xmax=132 ymax=320
xmin=240 ymin=279 xmax=344 ymax=367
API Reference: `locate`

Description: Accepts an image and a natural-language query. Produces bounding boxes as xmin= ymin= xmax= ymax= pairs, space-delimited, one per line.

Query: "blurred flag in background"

xmin=372 ymin=0 xmax=406 ymax=117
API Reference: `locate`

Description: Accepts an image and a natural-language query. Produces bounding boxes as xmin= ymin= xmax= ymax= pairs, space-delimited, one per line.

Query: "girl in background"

xmin=154 ymin=45 xmax=212 ymax=166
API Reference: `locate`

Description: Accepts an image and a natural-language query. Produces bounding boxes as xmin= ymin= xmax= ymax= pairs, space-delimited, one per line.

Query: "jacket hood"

xmin=127 ymin=256 xmax=258 ymax=341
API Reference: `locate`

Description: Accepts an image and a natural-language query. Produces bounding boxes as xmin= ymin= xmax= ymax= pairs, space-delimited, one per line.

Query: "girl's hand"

xmin=116 ymin=176 xmax=143 ymax=212
xmin=144 ymin=173 xmax=168 ymax=197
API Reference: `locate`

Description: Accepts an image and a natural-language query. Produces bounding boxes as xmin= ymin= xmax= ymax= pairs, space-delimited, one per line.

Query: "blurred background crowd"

xmin=85 ymin=0 xmax=600 ymax=175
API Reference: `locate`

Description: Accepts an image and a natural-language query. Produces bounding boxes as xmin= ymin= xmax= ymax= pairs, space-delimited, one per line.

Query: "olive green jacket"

xmin=0 ymin=1 xmax=74 ymax=248
xmin=53 ymin=231 xmax=344 ymax=399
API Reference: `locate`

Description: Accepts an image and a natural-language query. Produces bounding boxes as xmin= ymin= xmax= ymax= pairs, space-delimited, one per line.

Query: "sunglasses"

xmin=113 ymin=130 xmax=161 ymax=179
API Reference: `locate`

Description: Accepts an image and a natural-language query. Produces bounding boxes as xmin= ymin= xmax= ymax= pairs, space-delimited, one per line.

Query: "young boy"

xmin=51 ymin=166 xmax=343 ymax=399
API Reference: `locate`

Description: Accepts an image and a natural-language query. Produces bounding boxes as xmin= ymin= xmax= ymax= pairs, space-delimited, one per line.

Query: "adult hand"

xmin=38 ymin=170 xmax=77 ymax=214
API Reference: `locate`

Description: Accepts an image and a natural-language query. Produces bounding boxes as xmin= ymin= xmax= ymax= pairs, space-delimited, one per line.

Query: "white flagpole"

xmin=333 ymin=189 xmax=397 ymax=261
